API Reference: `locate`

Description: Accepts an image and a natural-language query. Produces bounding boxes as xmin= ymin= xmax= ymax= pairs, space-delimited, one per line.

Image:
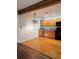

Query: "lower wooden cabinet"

xmin=39 ymin=30 xmax=45 ymax=37
xmin=39 ymin=30 xmax=55 ymax=39
xmin=48 ymin=30 xmax=55 ymax=39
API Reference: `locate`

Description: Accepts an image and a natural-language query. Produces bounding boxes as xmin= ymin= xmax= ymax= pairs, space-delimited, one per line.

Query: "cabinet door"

xmin=40 ymin=18 xmax=61 ymax=26
xmin=48 ymin=30 xmax=55 ymax=39
xmin=40 ymin=20 xmax=49 ymax=26
xmin=39 ymin=30 xmax=45 ymax=37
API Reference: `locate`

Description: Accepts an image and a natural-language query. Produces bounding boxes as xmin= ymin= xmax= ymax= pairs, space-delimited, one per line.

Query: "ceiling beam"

xmin=18 ymin=0 xmax=61 ymax=14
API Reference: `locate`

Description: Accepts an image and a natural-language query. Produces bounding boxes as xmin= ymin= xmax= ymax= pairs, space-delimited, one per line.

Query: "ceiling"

xmin=17 ymin=0 xmax=43 ymax=10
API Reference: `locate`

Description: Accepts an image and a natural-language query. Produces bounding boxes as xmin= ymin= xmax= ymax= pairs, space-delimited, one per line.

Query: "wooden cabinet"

xmin=39 ymin=30 xmax=45 ymax=37
xmin=39 ymin=18 xmax=61 ymax=39
xmin=40 ymin=20 xmax=48 ymax=26
xmin=39 ymin=30 xmax=55 ymax=39
xmin=48 ymin=30 xmax=55 ymax=39
xmin=40 ymin=18 xmax=61 ymax=26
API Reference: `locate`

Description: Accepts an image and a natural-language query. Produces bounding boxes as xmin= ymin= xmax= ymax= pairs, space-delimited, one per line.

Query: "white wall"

xmin=17 ymin=3 xmax=61 ymax=42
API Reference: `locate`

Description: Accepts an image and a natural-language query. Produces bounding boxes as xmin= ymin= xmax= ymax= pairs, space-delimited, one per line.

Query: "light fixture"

xmin=43 ymin=12 xmax=53 ymax=20
xmin=32 ymin=13 xmax=38 ymax=24
xmin=43 ymin=12 xmax=48 ymax=18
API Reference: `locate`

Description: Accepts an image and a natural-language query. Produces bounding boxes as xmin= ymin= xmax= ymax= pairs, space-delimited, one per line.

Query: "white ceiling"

xmin=17 ymin=0 xmax=43 ymax=10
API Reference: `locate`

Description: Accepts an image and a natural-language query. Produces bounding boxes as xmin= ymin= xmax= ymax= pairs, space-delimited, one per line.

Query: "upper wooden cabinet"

xmin=40 ymin=18 xmax=61 ymax=26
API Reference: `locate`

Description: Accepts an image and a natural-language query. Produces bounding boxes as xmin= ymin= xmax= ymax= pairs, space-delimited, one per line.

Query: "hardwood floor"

xmin=22 ymin=37 xmax=61 ymax=59
xmin=17 ymin=43 xmax=52 ymax=59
